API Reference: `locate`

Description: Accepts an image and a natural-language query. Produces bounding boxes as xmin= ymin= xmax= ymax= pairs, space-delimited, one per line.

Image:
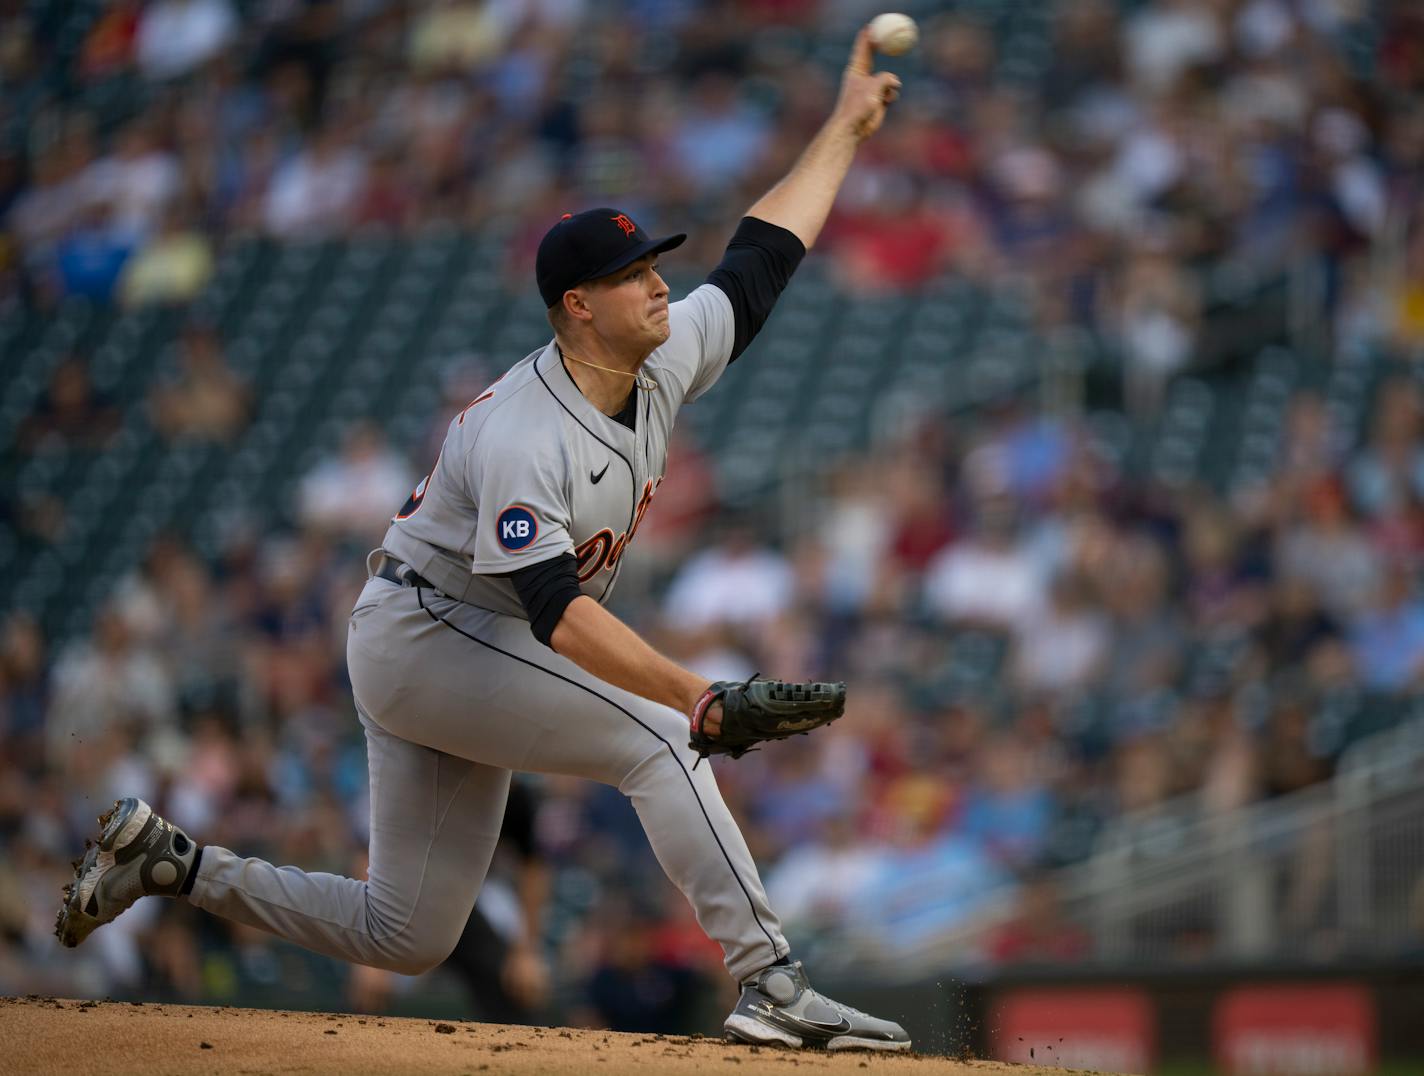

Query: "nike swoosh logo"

xmin=753 ymin=1003 xmax=852 ymax=1035
xmin=797 ymin=1015 xmax=852 ymax=1033
xmin=590 ymin=462 xmax=610 ymax=484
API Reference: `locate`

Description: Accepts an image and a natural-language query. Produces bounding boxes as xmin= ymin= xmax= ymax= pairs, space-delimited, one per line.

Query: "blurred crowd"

xmin=3 ymin=0 xmax=1423 ymax=375
xmin=4 ymin=0 xmax=1424 ymax=1030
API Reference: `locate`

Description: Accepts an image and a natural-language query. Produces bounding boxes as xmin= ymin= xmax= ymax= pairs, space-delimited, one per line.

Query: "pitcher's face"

xmin=583 ymin=254 xmax=671 ymax=356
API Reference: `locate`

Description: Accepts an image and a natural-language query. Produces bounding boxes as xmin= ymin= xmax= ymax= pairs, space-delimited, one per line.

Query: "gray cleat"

xmin=724 ymin=960 xmax=911 ymax=1051
xmin=55 ymin=798 xmax=197 ymax=948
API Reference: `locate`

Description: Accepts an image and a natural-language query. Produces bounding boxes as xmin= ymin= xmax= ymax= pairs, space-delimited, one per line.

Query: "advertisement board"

xmin=990 ymin=987 xmax=1155 ymax=1072
xmin=1214 ymin=983 xmax=1377 ymax=1076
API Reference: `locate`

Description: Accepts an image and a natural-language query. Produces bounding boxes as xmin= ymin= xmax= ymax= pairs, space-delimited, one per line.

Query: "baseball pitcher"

xmin=58 ymin=28 xmax=910 ymax=1051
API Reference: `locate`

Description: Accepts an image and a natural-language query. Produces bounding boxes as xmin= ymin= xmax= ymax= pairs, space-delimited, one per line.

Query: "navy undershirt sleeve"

xmin=508 ymin=553 xmax=584 ymax=648
xmin=706 ymin=216 xmax=807 ymax=362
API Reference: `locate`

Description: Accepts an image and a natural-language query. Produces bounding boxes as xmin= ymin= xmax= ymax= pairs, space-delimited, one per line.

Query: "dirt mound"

xmin=0 ymin=995 xmax=1085 ymax=1075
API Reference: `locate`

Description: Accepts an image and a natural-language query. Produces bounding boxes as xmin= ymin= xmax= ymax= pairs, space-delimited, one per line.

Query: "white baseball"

xmin=868 ymin=12 xmax=918 ymax=56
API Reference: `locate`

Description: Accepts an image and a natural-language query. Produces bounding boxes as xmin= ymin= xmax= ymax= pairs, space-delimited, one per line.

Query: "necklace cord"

xmin=559 ymin=346 xmax=658 ymax=391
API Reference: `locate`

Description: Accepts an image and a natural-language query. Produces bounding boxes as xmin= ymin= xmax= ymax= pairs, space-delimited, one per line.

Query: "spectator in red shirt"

xmin=989 ymin=873 xmax=1090 ymax=964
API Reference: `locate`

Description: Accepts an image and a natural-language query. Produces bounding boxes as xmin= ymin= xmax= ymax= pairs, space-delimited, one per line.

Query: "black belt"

xmin=375 ymin=556 xmax=434 ymax=590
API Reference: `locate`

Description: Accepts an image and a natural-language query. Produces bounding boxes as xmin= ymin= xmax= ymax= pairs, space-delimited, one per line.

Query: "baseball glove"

xmin=688 ymin=674 xmax=847 ymax=765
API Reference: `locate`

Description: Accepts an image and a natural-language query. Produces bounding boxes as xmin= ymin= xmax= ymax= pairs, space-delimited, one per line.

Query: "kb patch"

xmin=496 ymin=505 xmax=538 ymax=551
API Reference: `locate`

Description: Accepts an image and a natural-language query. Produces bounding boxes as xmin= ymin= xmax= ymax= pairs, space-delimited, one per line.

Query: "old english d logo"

xmin=611 ymin=214 xmax=636 ymax=237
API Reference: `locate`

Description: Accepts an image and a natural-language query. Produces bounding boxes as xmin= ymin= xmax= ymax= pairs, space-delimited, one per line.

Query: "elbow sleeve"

xmin=508 ymin=554 xmax=585 ymax=648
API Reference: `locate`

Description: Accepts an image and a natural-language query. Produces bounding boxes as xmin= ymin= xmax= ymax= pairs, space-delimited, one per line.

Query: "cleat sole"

xmin=54 ymin=799 xmax=144 ymax=949
xmin=724 ymin=1015 xmax=803 ymax=1049
xmin=827 ymin=1036 xmax=913 ymax=1051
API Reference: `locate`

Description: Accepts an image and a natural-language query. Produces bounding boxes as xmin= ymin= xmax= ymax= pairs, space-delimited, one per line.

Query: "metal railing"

xmin=1077 ymin=714 xmax=1424 ymax=967
xmin=834 ymin=714 xmax=1424 ymax=983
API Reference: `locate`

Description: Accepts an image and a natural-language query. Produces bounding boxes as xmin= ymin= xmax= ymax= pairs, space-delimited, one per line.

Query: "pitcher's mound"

xmin=0 ymin=995 xmax=1088 ymax=1075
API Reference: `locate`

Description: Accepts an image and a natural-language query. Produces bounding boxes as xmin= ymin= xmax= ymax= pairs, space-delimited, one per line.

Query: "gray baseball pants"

xmin=187 ymin=574 xmax=788 ymax=983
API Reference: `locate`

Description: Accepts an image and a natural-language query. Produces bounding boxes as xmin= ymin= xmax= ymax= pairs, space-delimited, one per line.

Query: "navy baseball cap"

xmin=536 ymin=207 xmax=686 ymax=309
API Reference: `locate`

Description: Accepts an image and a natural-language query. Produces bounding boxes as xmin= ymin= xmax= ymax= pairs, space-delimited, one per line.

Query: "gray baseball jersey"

xmin=379 ymin=282 xmax=735 ymax=615
xmin=186 ymin=278 xmax=790 ymax=985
